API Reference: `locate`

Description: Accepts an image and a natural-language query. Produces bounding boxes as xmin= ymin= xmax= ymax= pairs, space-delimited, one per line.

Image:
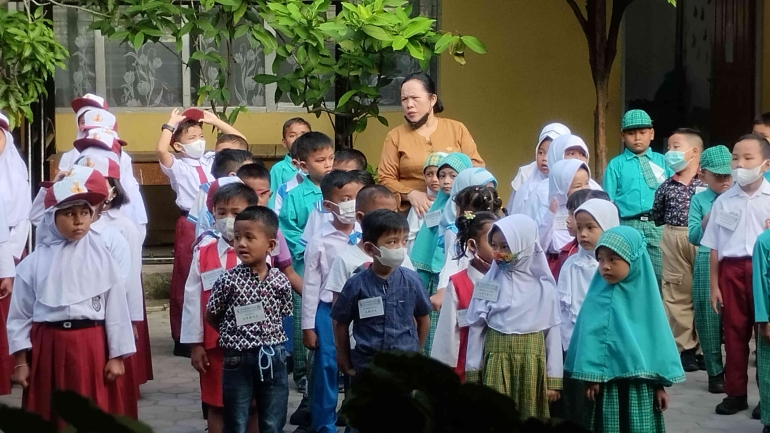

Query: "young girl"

xmin=465 ymin=214 xmax=563 ymax=420
xmin=407 ymin=152 xmax=446 ymax=253
xmin=409 ymin=152 xmax=473 ymax=354
xmin=7 ymin=166 xmax=135 ymax=425
xmin=565 ymin=226 xmax=685 ymax=432
xmin=431 ymin=211 xmax=497 ymax=382
xmin=538 ymin=159 xmax=592 ymax=276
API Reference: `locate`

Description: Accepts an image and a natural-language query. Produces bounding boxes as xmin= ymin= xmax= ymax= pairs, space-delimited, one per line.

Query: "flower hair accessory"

xmin=463 ymin=211 xmax=475 ymax=220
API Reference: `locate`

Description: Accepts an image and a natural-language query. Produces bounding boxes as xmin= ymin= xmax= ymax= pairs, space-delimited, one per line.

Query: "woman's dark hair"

xmin=171 ymin=118 xmax=202 ymax=146
xmin=454 ymin=186 xmax=504 ymax=216
xmin=455 ymin=211 xmax=497 ymax=260
xmin=361 ymin=209 xmax=408 ymax=244
xmin=401 ymin=72 xmax=444 ymax=114
xmin=106 ymin=177 xmax=130 ymax=209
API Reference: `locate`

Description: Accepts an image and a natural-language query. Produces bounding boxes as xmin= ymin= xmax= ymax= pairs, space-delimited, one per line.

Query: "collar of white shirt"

xmin=723 ymin=178 xmax=770 ymax=199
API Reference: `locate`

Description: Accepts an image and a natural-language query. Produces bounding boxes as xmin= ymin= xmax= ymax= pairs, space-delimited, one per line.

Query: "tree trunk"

xmin=594 ymin=77 xmax=609 ymax=182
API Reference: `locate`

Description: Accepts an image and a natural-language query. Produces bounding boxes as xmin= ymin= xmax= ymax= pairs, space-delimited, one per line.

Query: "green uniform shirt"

xmin=270 ymin=154 xmax=296 ymax=195
xmin=688 ymin=188 xmax=718 ymax=254
xmin=603 ymin=148 xmax=672 ymax=218
xmin=278 ymin=175 xmax=321 ymax=277
xmin=753 ymin=230 xmax=770 ymax=322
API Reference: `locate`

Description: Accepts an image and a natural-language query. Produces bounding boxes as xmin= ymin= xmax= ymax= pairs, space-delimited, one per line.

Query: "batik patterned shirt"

xmin=652 ymin=175 xmax=705 ymax=227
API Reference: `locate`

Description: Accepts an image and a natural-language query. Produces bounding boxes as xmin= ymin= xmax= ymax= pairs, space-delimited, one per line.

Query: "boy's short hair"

xmin=236 ymin=162 xmax=270 ymax=182
xmin=361 ymin=209 xmax=408 ymax=244
xmin=216 ymin=134 xmax=248 ymax=149
xmin=320 ymin=169 xmax=373 ymax=200
xmin=566 ymin=189 xmax=611 ymax=212
xmin=235 ymin=205 xmax=278 ymax=238
xmin=282 ymin=117 xmax=311 ymax=138
xmin=670 ymin=127 xmax=704 ymax=150
xmin=335 ymin=148 xmax=368 ymax=170
xmin=754 ymin=113 xmax=770 ymax=127
xmin=212 ymin=183 xmax=259 ymax=208
xmin=293 ymin=131 xmax=334 ymax=162
xmin=356 ymin=184 xmax=396 ymax=210
xmin=171 ymin=119 xmax=202 ymax=145
xmin=736 ymin=133 xmax=770 ymax=159
xmin=212 ymin=149 xmax=254 ymax=178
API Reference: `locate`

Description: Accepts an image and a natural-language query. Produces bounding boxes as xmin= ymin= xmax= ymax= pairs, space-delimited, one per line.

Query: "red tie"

xmin=195 ymin=165 xmax=208 ymax=185
xmin=225 ymin=248 xmax=238 ymax=269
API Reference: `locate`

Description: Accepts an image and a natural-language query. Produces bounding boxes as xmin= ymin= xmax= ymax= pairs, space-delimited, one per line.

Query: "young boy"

xmin=301 ymin=170 xmax=367 ymax=433
xmin=652 ymin=128 xmax=704 ymax=371
xmin=754 ymin=113 xmax=770 ymax=141
xmin=753 ymin=223 xmax=770 ymax=433
xmin=603 ymin=109 xmax=672 ymax=289
xmin=182 ymin=183 xmax=259 ymax=433
xmin=331 ymin=209 xmax=431 ymax=377
xmin=271 ymin=118 xmax=311 ymax=196
xmin=237 ymin=163 xmax=273 ymax=207
xmin=206 ymin=206 xmax=293 ymax=433
xmin=701 ymin=134 xmax=770 ymax=416
xmin=688 ymin=145 xmax=733 ymax=394
xmin=201 ymin=133 xmax=250 ymax=169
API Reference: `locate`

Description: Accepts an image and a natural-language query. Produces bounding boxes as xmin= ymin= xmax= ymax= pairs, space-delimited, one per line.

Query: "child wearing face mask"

xmin=652 ymin=128 xmax=705 ymax=373
xmin=409 ymin=152 xmax=473 ymax=354
xmin=565 ymin=227 xmax=684 ymax=432
xmin=431 ymin=211 xmax=497 ymax=382
xmin=407 ymin=152 xmax=446 ymax=253
xmin=464 ymin=214 xmax=562 ymax=420
xmin=701 ymin=134 xmax=770 ymax=416
xmin=688 ymin=145 xmax=733 ymax=394
xmin=181 ymin=183 xmax=260 ymax=433
xmin=331 ymin=210 xmax=432 ymax=377
xmin=157 ymin=108 xmax=244 ymax=356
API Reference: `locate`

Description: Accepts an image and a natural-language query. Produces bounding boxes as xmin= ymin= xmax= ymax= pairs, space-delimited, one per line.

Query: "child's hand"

xmin=201 ymin=110 xmax=221 ymax=126
xmin=765 ymin=218 xmax=770 ymax=230
xmin=430 ymin=291 xmax=444 ymax=312
xmin=710 ymin=286 xmax=723 ymax=315
xmin=548 ymin=197 xmax=558 ymax=214
xmin=303 ymin=329 xmax=319 ymax=350
xmin=585 ymin=382 xmax=600 ymax=401
xmin=0 ymin=278 xmax=12 ymax=299
xmin=547 ymin=390 xmax=560 ymax=402
xmin=11 ymin=364 xmax=29 ymax=389
xmin=104 ymin=358 xmax=125 ymax=383
xmin=336 ymin=353 xmax=355 ymax=376
xmin=167 ymin=108 xmax=186 ymax=127
xmin=760 ymin=323 xmax=770 ymax=343
xmin=655 ymin=387 xmax=669 ymax=411
xmin=191 ymin=344 xmax=210 ymax=374
xmin=132 ymin=324 xmax=139 ymax=341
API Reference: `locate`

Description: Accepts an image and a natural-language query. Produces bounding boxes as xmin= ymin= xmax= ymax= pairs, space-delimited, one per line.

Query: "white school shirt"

xmin=299 ymin=202 xmax=334 ymax=248
xmin=325 ymin=243 xmax=416 ymax=294
xmin=431 ymin=265 xmax=484 ymax=368
xmin=437 ymin=229 xmax=469 ymax=291
xmin=181 ymin=236 xmax=239 ymax=344
xmin=97 ymin=209 xmax=145 ymax=321
xmin=701 ymin=180 xmax=770 ymax=260
xmin=507 ymin=161 xmax=537 ymax=211
xmin=301 ymin=221 xmax=361 ymax=330
xmin=273 ymin=174 xmax=302 ymax=216
xmin=7 ymin=250 xmax=136 ymax=359
xmin=0 ymin=201 xmax=15 ymax=278
xmin=90 ymin=220 xmax=137 ymax=319
xmin=160 ymin=156 xmax=214 ymax=211
xmin=406 ymin=206 xmax=422 ymax=254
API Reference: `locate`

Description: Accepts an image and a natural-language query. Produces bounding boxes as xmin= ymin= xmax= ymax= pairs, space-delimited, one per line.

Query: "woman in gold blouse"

xmin=378 ymin=73 xmax=484 ymax=214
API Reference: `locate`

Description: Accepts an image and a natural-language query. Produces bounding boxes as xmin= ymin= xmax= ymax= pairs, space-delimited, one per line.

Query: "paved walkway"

xmin=0 ymin=309 xmax=765 ymax=432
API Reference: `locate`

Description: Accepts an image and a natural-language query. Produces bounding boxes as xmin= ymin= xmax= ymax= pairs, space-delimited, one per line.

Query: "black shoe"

xmin=336 ymin=414 xmax=347 ymax=427
xmin=286 ymin=355 xmax=294 ymax=375
xmin=708 ymin=373 xmax=724 ymax=394
xmin=290 ymin=396 xmax=310 ymax=426
xmin=754 ymin=402 xmax=762 ymax=420
xmin=697 ymin=354 xmax=707 ymax=371
xmin=173 ymin=341 xmax=191 ymax=358
xmin=763 ymin=426 xmax=770 ymax=433
xmin=715 ymin=395 xmax=749 ymax=415
xmin=681 ymin=350 xmax=698 ymax=372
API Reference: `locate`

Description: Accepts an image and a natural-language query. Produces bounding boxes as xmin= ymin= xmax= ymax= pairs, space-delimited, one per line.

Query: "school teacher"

xmin=378 ymin=72 xmax=484 ymax=214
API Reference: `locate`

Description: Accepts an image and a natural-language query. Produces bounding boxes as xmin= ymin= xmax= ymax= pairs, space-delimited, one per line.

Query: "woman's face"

xmin=400 ymin=80 xmax=436 ymax=123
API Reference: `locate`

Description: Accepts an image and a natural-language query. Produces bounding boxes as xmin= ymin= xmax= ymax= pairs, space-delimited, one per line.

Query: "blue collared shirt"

xmin=603 ymin=147 xmax=672 ymax=218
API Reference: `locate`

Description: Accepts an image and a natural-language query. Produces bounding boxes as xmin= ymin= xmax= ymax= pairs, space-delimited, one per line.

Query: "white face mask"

xmin=731 ymin=164 xmax=765 ymax=186
xmin=215 ymin=217 xmax=235 ymax=241
xmin=329 ymin=199 xmax=357 ymax=224
xmin=375 ymin=245 xmax=406 ymax=268
xmin=181 ymin=139 xmax=206 ymax=159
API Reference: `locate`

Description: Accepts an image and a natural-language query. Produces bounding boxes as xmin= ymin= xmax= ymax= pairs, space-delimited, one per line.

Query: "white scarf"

xmin=0 ymin=130 xmax=31 ymax=227
xmin=466 ymin=214 xmax=560 ymax=334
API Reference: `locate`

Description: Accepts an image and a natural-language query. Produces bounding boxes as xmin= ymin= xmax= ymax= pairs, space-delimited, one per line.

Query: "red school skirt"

xmin=170 ymin=215 xmax=196 ymax=342
xmin=0 ymin=253 xmax=26 ymax=396
xmin=132 ymin=285 xmax=154 ymax=385
xmin=23 ymin=322 xmax=130 ymax=428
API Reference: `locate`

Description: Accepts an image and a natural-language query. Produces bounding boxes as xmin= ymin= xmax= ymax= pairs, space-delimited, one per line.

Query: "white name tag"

xmin=234 ymin=302 xmax=266 ymax=326
xmin=649 ymin=162 xmax=666 ymax=184
xmin=554 ymin=215 xmax=568 ymax=231
xmin=358 ymin=297 xmax=385 ymax=319
xmin=424 ymin=211 xmax=441 ymax=228
xmin=456 ymin=309 xmax=469 ymax=328
xmin=695 ymin=186 xmax=707 ymax=195
xmin=715 ymin=210 xmax=741 ymax=231
xmin=473 ymin=281 xmax=500 ymax=302
xmin=201 ymin=268 xmax=223 ymax=291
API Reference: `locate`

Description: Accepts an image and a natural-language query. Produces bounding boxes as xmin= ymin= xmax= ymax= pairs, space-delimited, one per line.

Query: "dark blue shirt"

xmin=330 ymin=266 xmax=431 ymax=372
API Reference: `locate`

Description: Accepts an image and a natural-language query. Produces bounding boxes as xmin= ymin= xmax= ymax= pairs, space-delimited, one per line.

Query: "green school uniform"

xmin=270 ymin=154 xmax=295 ymax=195
xmin=753 ymin=230 xmax=770 ymax=426
xmin=688 ymin=189 xmax=724 ymax=377
xmin=279 ymin=175 xmax=321 ymax=277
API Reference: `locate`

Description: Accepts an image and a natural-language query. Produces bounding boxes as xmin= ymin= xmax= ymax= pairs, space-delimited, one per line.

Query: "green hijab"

xmin=564 ymin=226 xmax=685 ymax=386
xmin=409 ymin=152 xmax=473 ymax=273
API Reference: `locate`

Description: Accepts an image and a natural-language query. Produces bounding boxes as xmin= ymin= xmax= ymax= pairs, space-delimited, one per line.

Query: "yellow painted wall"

xmin=55 ymin=0 xmax=621 ymax=202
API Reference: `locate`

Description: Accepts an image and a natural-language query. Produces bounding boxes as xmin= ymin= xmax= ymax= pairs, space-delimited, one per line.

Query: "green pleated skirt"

xmin=583 ymin=379 xmax=665 ymax=433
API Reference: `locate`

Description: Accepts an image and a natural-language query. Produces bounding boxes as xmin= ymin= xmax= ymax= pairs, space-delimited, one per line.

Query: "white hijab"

xmin=558 ymin=199 xmax=620 ymax=321
xmin=34 ymin=205 xmax=120 ymax=307
xmin=509 ymin=124 xmax=571 ymax=214
xmin=0 ymin=129 xmax=31 ymax=227
xmin=466 ymin=214 xmax=560 ymax=334
xmin=545 ymin=134 xmax=590 ymax=167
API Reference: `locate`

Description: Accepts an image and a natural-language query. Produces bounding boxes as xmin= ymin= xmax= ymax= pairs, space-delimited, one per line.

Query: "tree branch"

xmin=565 ymin=0 xmax=588 ymax=36
xmin=30 ymin=0 xmax=110 ymax=18
xmin=605 ymin=0 xmax=632 ymax=71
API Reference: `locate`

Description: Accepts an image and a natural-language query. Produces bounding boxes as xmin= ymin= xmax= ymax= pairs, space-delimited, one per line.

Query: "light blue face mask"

xmin=664 ymin=148 xmax=693 ymax=173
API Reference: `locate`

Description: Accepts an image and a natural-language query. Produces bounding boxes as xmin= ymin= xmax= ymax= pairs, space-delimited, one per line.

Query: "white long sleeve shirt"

xmin=159 ymin=156 xmax=214 ymax=211
xmin=0 ymin=201 xmax=15 ymax=278
xmin=97 ymin=209 xmax=145 ymax=321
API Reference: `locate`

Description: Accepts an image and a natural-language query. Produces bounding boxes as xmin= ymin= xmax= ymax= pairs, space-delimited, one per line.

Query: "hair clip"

xmin=463 ymin=211 xmax=475 ymax=220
